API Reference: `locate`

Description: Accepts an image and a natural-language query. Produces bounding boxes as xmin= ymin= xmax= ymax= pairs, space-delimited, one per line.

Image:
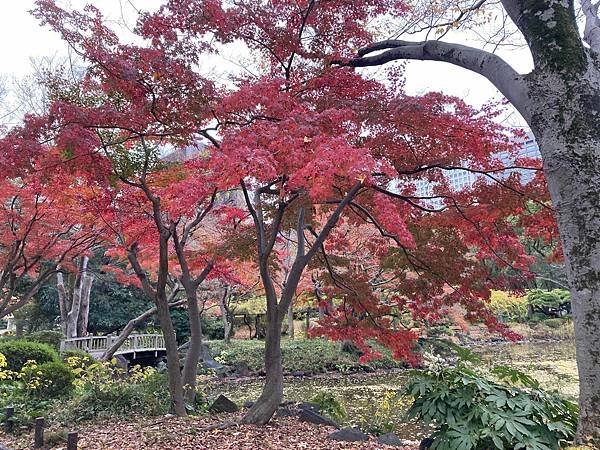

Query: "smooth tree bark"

xmin=57 ymin=256 xmax=94 ymax=338
xmin=241 ymin=181 xmax=363 ymax=425
xmin=348 ymin=0 xmax=600 ymax=441
xmin=128 ymin=240 xmax=186 ymax=416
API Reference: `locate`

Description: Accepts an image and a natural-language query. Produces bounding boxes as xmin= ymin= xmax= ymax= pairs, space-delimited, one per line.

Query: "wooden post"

xmin=34 ymin=417 xmax=44 ymax=448
xmin=67 ymin=431 xmax=78 ymax=450
xmin=4 ymin=406 xmax=14 ymax=433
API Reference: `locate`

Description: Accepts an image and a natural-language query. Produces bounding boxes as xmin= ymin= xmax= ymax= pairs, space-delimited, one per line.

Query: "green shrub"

xmin=543 ymin=318 xmax=569 ymax=329
xmin=489 ymin=291 xmax=528 ymax=322
xmin=209 ymin=338 xmax=405 ymax=374
xmin=56 ymin=370 xmax=171 ymax=422
xmin=404 ymin=349 xmax=578 ymax=450
xmin=0 ymin=340 xmax=59 ymax=371
xmin=26 ymin=330 xmax=64 ymax=351
xmin=311 ymin=391 xmax=347 ymax=423
xmin=201 ymin=316 xmax=226 ymax=340
xmin=21 ymin=361 xmax=74 ymax=399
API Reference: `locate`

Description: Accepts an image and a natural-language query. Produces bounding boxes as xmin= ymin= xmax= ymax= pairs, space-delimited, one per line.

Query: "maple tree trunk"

xmin=181 ymin=286 xmax=203 ymax=405
xmin=154 ymin=288 xmax=186 ymax=415
xmin=241 ymin=309 xmax=284 ymax=424
xmin=56 ymin=272 xmax=69 ymax=336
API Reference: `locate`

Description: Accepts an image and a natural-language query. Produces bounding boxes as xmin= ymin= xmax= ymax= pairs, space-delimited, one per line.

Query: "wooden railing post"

xmin=67 ymin=431 xmax=78 ymax=450
xmin=4 ymin=406 xmax=14 ymax=433
xmin=34 ymin=417 xmax=44 ymax=448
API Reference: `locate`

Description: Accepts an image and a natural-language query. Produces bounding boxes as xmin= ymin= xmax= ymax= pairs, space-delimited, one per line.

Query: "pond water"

xmin=211 ymin=341 xmax=578 ymax=440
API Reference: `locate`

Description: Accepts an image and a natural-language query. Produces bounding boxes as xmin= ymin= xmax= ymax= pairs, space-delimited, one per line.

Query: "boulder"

xmin=420 ymin=437 xmax=435 ymax=449
xmin=328 ymin=427 xmax=369 ymax=442
xmin=297 ymin=402 xmax=320 ymax=414
xmin=208 ymin=394 xmax=239 ymax=413
xmin=229 ymin=361 xmax=252 ymax=377
xmin=298 ymin=408 xmax=338 ymax=427
xmin=377 ymin=432 xmax=417 ymax=447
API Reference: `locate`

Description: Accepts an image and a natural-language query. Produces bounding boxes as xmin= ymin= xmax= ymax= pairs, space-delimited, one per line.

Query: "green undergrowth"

xmin=207 ymin=338 xmax=407 ymax=375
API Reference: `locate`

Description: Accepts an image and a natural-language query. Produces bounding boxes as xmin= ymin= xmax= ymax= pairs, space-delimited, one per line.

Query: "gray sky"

xmin=0 ymin=0 xmax=533 ymax=125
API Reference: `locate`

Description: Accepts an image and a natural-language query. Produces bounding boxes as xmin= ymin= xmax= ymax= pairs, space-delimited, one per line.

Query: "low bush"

xmin=201 ymin=316 xmax=226 ymax=340
xmin=311 ymin=391 xmax=347 ymax=423
xmin=404 ymin=348 xmax=577 ymax=450
xmin=0 ymin=340 xmax=59 ymax=371
xmin=489 ymin=291 xmax=528 ymax=323
xmin=21 ymin=360 xmax=74 ymax=399
xmin=209 ymin=338 xmax=405 ymax=375
xmin=25 ymin=330 xmax=64 ymax=351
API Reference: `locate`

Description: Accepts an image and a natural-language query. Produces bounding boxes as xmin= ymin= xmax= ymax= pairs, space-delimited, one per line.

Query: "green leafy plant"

xmin=404 ymin=350 xmax=578 ymax=450
xmin=354 ymin=389 xmax=405 ymax=436
xmin=311 ymin=391 xmax=347 ymax=423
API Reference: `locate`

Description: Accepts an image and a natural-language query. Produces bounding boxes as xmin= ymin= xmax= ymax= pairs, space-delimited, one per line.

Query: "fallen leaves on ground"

xmin=0 ymin=413 xmax=419 ymax=450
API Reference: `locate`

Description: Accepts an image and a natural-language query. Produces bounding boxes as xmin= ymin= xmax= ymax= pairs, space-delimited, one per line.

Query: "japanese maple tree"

xmin=32 ymin=0 xmax=555 ymax=425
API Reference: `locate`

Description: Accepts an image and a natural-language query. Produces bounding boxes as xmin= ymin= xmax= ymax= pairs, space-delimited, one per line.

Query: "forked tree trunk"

xmin=155 ymin=289 xmax=186 ymax=415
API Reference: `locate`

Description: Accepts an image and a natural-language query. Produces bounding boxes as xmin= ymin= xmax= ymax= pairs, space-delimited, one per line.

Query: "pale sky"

xmin=0 ymin=0 xmax=534 ymax=126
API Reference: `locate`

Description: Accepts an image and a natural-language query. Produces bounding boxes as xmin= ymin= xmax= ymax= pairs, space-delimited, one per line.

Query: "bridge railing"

xmin=60 ymin=333 xmax=165 ymax=356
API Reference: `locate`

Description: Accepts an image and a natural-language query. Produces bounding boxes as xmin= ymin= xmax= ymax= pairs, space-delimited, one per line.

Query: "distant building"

xmin=411 ymin=131 xmax=541 ymax=203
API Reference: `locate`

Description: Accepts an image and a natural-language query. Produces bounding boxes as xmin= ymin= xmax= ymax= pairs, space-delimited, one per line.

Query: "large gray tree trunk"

xmin=526 ymin=61 xmax=600 ymax=441
xmin=181 ymin=285 xmax=203 ymax=405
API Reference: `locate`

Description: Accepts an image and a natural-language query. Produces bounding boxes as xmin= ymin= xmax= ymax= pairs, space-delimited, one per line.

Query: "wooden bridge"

xmin=60 ymin=334 xmax=166 ymax=360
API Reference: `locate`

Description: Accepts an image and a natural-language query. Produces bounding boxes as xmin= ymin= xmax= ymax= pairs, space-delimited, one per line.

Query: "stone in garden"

xmin=377 ymin=433 xmax=419 ymax=447
xmin=297 ymin=402 xmax=320 ymax=413
xmin=230 ymin=361 xmax=252 ymax=377
xmin=377 ymin=432 xmax=403 ymax=446
xmin=208 ymin=394 xmax=239 ymax=413
xmin=419 ymin=437 xmax=435 ymax=449
xmin=275 ymin=406 xmax=296 ymax=417
xmin=200 ymin=358 xmax=227 ymax=376
xmin=298 ymin=408 xmax=338 ymax=427
xmin=328 ymin=427 xmax=369 ymax=442
xmin=243 ymin=401 xmax=254 ymax=409
xmin=291 ymin=370 xmax=306 ymax=377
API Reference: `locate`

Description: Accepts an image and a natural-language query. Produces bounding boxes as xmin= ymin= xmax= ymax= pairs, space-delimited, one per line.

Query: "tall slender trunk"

xmin=181 ymin=286 xmax=203 ymax=405
xmin=287 ymin=301 xmax=294 ymax=339
xmin=219 ymin=287 xmax=232 ymax=343
xmin=155 ymin=289 xmax=186 ymax=415
xmin=241 ymin=309 xmax=284 ymax=424
xmin=76 ymin=274 xmax=93 ymax=337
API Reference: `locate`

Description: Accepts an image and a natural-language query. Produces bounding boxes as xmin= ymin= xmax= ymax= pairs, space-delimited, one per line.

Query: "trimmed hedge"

xmin=0 ymin=339 xmax=59 ymax=371
xmin=26 ymin=330 xmax=64 ymax=351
